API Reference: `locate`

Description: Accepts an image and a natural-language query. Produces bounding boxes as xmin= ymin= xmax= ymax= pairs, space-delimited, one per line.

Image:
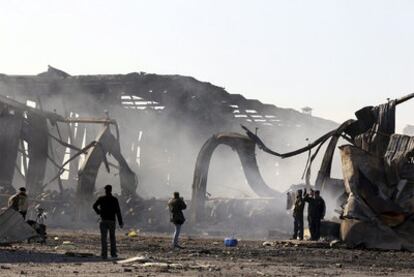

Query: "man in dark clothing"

xmin=292 ymin=189 xmax=305 ymax=240
xmin=304 ymin=189 xmax=315 ymax=239
xmin=8 ymin=187 xmax=28 ymax=219
xmin=93 ymin=185 xmax=123 ymax=259
xmin=305 ymin=190 xmax=326 ymax=240
xmin=168 ymin=192 xmax=187 ymax=249
xmin=312 ymin=191 xmax=326 ymax=240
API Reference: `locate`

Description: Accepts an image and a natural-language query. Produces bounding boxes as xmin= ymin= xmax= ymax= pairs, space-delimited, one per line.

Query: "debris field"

xmin=1 ymin=230 xmax=414 ymax=276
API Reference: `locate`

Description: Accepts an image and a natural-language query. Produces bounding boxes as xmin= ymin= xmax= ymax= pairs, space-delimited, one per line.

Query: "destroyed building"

xmin=246 ymin=94 xmax=414 ymax=250
xmin=0 ymin=66 xmax=338 ymax=203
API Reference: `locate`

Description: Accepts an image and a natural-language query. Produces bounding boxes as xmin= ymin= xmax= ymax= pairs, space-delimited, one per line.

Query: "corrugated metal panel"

xmin=0 ymin=209 xmax=37 ymax=243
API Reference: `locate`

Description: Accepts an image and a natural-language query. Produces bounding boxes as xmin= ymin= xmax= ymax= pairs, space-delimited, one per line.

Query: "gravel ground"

xmin=0 ymin=229 xmax=414 ymax=276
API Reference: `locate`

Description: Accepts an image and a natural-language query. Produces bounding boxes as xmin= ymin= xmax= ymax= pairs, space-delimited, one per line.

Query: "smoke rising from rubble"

xmin=0 ymin=69 xmax=342 ymax=234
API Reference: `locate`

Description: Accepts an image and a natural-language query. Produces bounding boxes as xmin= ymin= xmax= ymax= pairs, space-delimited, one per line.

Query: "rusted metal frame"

xmin=395 ymin=92 xmax=414 ymax=105
xmin=107 ymin=161 xmax=120 ymax=170
xmin=61 ymin=118 xmax=117 ymax=125
xmin=43 ymin=140 xmax=109 ymax=189
xmin=46 ymin=154 xmax=69 ymax=171
xmin=241 ymin=93 xmax=414 ymax=160
xmin=341 ymin=134 xmax=355 ymax=144
xmin=241 ymin=124 xmax=339 ymax=159
xmin=16 ymin=147 xmax=66 ymax=180
xmin=48 ymin=132 xmax=84 ymax=153
xmin=191 ymin=133 xmax=280 ymax=222
xmin=43 ymin=141 xmax=95 ymax=189
xmin=301 ymin=144 xmax=312 ymax=182
xmin=0 ymin=94 xmax=64 ymax=122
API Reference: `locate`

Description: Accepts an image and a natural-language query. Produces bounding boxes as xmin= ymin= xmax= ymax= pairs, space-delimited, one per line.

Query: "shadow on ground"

xmin=0 ymin=249 xmax=105 ymax=264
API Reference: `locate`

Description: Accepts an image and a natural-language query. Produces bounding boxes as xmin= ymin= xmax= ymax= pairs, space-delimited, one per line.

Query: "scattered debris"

xmin=262 ymin=241 xmax=274 ymax=247
xmin=141 ymin=262 xmax=169 ymax=269
xmin=329 ymin=240 xmax=342 ymax=248
xmin=127 ymin=230 xmax=138 ymax=238
xmin=0 ymin=209 xmax=38 ymax=244
xmin=117 ymin=256 xmax=149 ymax=264
xmin=62 ymin=241 xmax=74 ymax=245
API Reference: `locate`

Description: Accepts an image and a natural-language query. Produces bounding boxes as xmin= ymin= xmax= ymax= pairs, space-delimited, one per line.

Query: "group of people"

xmin=92 ymin=185 xmax=187 ymax=259
xmin=8 ymin=185 xmax=326 ymax=259
xmin=292 ymin=189 xmax=326 ymax=241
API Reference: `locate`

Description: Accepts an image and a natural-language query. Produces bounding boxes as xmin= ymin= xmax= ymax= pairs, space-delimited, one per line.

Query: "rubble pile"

xmin=340 ymin=134 xmax=414 ymax=250
xmin=244 ymin=93 xmax=414 ymax=250
xmin=245 ymin=94 xmax=414 ymax=251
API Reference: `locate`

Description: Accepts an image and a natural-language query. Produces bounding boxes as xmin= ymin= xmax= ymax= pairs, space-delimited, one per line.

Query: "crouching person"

xmin=93 ymin=185 xmax=123 ymax=259
xmin=168 ymin=192 xmax=187 ymax=249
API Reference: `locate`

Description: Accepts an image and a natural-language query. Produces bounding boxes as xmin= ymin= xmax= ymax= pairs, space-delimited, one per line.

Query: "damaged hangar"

xmin=0 ymin=66 xmax=337 ymax=203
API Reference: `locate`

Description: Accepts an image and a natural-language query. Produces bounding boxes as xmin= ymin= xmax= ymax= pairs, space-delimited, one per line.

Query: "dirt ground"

xmin=1 ymin=229 xmax=414 ymax=276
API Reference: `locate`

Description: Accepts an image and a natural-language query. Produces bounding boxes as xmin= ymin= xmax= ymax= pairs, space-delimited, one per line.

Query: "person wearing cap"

xmin=292 ymin=189 xmax=305 ymax=240
xmin=8 ymin=187 xmax=28 ymax=219
xmin=93 ymin=185 xmax=123 ymax=259
xmin=168 ymin=192 xmax=187 ymax=249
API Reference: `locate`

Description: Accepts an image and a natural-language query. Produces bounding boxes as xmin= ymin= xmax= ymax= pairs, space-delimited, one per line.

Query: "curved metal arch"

xmin=191 ymin=132 xmax=281 ymax=221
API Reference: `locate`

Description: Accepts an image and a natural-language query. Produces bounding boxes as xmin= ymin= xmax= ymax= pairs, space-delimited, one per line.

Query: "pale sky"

xmin=1 ymin=0 xmax=414 ymax=131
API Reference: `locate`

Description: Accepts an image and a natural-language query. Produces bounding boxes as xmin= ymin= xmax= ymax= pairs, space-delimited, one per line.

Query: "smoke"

xmin=0 ymin=71 xmax=344 ymax=234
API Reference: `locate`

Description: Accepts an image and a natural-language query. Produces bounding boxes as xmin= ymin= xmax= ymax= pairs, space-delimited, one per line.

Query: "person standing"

xmin=292 ymin=189 xmax=305 ymax=240
xmin=93 ymin=185 xmax=123 ymax=259
xmin=304 ymin=190 xmax=326 ymax=240
xmin=312 ymin=190 xmax=326 ymax=240
xmin=8 ymin=187 xmax=28 ymax=219
xmin=168 ymin=192 xmax=187 ymax=249
xmin=304 ymin=189 xmax=315 ymax=239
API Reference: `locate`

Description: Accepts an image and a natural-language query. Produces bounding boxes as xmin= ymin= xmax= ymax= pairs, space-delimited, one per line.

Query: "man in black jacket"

xmin=305 ymin=190 xmax=326 ymax=240
xmin=168 ymin=192 xmax=187 ymax=249
xmin=93 ymin=185 xmax=123 ymax=259
xmin=312 ymin=190 xmax=326 ymax=240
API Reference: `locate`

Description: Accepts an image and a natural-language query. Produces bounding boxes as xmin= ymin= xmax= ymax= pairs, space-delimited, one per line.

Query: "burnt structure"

xmin=0 ymin=94 xmax=137 ymax=204
xmin=191 ymin=132 xmax=281 ymax=221
xmin=0 ymin=66 xmax=337 ymax=200
xmin=246 ymin=94 xmax=414 ymax=250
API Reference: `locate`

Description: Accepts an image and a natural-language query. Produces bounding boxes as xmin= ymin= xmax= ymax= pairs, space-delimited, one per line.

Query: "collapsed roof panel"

xmin=0 ymin=209 xmax=38 ymax=243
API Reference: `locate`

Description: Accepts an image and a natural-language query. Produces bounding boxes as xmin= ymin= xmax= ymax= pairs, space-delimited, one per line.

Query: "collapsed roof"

xmin=246 ymin=94 xmax=414 ymax=250
xmin=0 ymin=66 xmax=337 ymax=198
